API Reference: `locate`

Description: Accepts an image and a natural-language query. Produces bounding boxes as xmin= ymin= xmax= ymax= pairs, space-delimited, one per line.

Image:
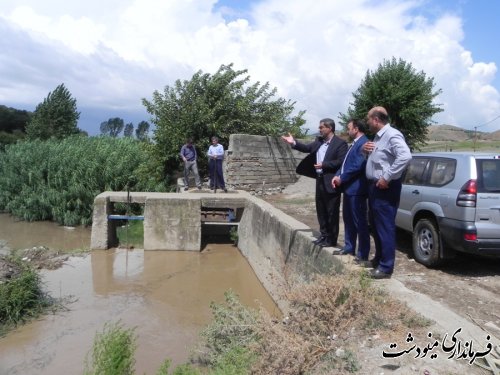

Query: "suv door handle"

xmin=412 ymin=190 xmax=420 ymax=195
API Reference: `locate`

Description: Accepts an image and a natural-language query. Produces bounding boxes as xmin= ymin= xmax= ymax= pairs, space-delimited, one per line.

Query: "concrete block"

xmin=144 ymin=197 xmax=201 ymax=251
xmin=90 ymin=196 xmax=117 ymax=249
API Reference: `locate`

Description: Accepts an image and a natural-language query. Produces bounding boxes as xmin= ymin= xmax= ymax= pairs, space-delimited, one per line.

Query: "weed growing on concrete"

xmin=229 ymin=227 xmax=238 ymax=245
xmin=400 ymin=312 xmax=433 ymax=329
xmin=281 ymin=197 xmax=316 ymax=205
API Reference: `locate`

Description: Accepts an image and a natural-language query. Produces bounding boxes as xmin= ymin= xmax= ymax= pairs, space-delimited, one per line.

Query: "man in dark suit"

xmin=282 ymin=118 xmax=348 ymax=247
xmin=332 ymin=119 xmax=370 ymax=262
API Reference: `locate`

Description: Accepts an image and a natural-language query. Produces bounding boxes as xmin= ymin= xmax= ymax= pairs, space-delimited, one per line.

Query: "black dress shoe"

xmin=312 ymin=236 xmax=325 ymax=245
xmin=369 ymin=268 xmax=392 ymax=279
xmin=318 ymin=239 xmax=334 ymax=248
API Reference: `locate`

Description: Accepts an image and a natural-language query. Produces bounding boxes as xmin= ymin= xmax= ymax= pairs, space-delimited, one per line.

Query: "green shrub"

xmin=0 ymin=136 xmax=162 ymax=226
xmin=84 ymin=321 xmax=137 ymax=375
xmin=211 ymin=345 xmax=255 ymax=375
xmin=0 ymin=256 xmax=52 ymax=334
xmin=195 ymin=290 xmax=259 ymax=369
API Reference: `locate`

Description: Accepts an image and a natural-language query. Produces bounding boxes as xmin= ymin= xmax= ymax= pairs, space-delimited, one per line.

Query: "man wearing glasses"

xmin=282 ymin=118 xmax=348 ymax=247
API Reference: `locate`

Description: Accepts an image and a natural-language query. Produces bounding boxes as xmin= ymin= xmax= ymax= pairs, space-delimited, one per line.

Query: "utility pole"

xmin=473 ymin=126 xmax=477 ymax=152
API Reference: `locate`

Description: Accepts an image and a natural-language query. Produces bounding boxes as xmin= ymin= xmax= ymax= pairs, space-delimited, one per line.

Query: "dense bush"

xmin=0 ymin=135 xmax=158 ymax=226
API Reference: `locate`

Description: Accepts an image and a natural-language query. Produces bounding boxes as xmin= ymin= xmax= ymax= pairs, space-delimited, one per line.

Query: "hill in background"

xmin=423 ymin=124 xmax=500 ymax=152
xmin=427 ymin=124 xmax=500 ymax=141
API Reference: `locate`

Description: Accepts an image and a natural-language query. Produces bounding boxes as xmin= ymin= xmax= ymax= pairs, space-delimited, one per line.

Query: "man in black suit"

xmin=282 ymin=118 xmax=348 ymax=247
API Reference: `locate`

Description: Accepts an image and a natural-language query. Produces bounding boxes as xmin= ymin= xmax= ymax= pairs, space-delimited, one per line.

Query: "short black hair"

xmin=348 ymin=119 xmax=367 ymax=133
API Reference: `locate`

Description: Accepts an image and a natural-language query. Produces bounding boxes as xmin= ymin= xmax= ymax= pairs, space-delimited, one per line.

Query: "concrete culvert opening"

xmin=109 ymin=202 xmax=145 ymax=249
xmin=201 ymin=206 xmax=243 ymax=247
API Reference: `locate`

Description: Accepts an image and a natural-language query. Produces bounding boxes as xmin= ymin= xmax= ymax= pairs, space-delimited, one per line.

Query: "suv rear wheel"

xmin=413 ymin=218 xmax=442 ymax=267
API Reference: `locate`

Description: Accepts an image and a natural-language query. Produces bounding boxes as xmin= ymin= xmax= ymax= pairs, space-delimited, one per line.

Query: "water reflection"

xmin=0 ymin=214 xmax=279 ymax=375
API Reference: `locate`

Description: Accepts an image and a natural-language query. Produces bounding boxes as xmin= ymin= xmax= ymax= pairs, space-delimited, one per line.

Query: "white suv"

xmin=396 ymin=152 xmax=500 ymax=267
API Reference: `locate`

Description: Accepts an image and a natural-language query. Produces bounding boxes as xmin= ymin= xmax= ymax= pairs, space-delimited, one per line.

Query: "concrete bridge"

xmin=90 ymin=189 xmax=341 ymax=311
xmin=90 ymin=191 xmax=247 ymax=251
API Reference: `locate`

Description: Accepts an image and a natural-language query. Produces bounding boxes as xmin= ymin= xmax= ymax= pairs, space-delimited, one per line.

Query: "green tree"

xmin=135 ymin=121 xmax=150 ymax=141
xmin=100 ymin=117 xmax=125 ymax=137
xmin=0 ymin=105 xmax=32 ymax=133
xmin=142 ymin=63 xmax=306 ymax=184
xmin=123 ymin=122 xmax=134 ymax=137
xmin=26 ymin=83 xmax=80 ymax=140
xmin=340 ymin=58 xmax=443 ymax=150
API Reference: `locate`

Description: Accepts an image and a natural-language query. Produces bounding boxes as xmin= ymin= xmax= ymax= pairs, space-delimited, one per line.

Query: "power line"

xmin=471 ymin=113 xmax=500 ymax=151
xmin=474 ymin=113 xmax=500 ymax=129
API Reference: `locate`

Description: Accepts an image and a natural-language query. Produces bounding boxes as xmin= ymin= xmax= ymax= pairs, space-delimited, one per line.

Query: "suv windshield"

xmin=477 ymin=159 xmax=500 ymax=192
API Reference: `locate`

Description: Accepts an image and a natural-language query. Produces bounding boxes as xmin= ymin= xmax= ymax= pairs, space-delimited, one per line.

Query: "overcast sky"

xmin=1 ymin=0 xmax=499 ymax=135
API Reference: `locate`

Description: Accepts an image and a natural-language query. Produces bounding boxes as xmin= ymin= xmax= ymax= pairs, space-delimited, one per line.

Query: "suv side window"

xmin=403 ymin=158 xmax=429 ymax=185
xmin=477 ymin=159 xmax=500 ymax=192
xmin=428 ymin=158 xmax=456 ymax=186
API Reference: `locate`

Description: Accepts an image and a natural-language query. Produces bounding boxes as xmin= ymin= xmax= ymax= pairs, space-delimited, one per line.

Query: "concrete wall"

xmin=237 ymin=194 xmax=343 ymax=312
xmin=144 ymin=196 xmax=201 ymax=251
xmin=90 ymin=195 xmax=118 ymax=249
xmin=225 ymin=134 xmax=306 ymax=192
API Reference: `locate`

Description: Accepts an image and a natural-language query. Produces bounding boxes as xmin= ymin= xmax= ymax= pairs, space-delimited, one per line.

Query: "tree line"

xmin=0 ymin=59 xmax=442 ymax=225
xmin=0 ymin=84 xmax=151 ymax=150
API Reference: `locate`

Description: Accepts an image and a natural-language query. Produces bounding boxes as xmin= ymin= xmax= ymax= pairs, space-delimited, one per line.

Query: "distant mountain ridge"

xmin=427 ymin=124 xmax=500 ymax=141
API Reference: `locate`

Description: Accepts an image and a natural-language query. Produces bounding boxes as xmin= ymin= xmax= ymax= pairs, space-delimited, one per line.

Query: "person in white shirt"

xmin=207 ymin=136 xmax=227 ymax=192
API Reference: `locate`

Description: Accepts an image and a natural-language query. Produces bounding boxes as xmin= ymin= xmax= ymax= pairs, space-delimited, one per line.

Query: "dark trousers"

xmin=368 ymin=179 xmax=402 ymax=274
xmin=209 ymin=159 xmax=225 ymax=189
xmin=315 ymin=178 xmax=341 ymax=244
xmin=343 ymin=194 xmax=370 ymax=259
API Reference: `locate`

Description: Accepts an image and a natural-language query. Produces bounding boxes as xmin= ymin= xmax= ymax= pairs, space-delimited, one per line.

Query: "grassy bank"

xmin=0 ymin=255 xmax=57 ymax=336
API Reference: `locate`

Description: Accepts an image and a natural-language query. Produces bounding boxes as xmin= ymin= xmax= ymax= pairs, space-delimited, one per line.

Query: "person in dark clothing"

xmin=282 ymin=118 xmax=348 ymax=247
xmin=179 ymin=138 xmax=201 ymax=190
xmin=332 ymin=119 xmax=370 ymax=261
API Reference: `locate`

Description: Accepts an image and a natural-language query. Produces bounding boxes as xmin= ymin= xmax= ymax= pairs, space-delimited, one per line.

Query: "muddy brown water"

xmin=0 ymin=214 xmax=279 ymax=375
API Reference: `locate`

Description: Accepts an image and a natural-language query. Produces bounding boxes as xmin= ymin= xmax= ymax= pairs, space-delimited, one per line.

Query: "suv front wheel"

xmin=413 ymin=218 xmax=442 ymax=267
